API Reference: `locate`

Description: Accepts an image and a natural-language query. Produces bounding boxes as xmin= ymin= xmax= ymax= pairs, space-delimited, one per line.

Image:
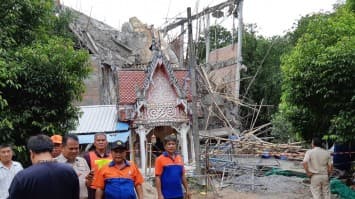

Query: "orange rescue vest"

xmin=89 ymin=151 xmax=112 ymax=188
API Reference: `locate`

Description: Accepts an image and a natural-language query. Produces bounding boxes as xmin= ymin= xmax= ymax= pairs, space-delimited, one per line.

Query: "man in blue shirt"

xmin=8 ymin=134 xmax=79 ymax=199
xmin=155 ymin=134 xmax=191 ymax=199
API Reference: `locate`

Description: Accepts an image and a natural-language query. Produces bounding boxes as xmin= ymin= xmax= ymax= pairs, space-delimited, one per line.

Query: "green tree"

xmin=240 ymin=25 xmax=292 ymax=128
xmin=196 ymin=24 xmax=290 ymax=131
xmin=0 ymin=0 xmax=89 ymax=152
xmin=277 ymin=2 xmax=355 ymax=142
xmin=196 ymin=25 xmax=232 ymax=63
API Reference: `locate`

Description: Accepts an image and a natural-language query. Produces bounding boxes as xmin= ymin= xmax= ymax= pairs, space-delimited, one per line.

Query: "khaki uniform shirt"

xmin=56 ymin=154 xmax=90 ymax=199
xmin=303 ymin=147 xmax=332 ymax=175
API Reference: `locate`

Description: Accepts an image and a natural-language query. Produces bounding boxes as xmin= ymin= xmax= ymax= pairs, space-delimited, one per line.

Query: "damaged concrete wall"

xmin=196 ymin=43 xmax=244 ymax=131
xmin=68 ymin=7 xmax=180 ymax=106
xmin=120 ymin=17 xmax=179 ymax=65
xmin=79 ymin=58 xmax=101 ymax=105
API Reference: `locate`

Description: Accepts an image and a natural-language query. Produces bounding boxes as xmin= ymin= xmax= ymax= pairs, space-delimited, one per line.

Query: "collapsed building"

xmin=63 ymin=4 xmax=354 ymax=198
xmin=66 ymin=3 xmax=302 ymax=175
xmin=68 ymin=8 xmax=195 ymax=174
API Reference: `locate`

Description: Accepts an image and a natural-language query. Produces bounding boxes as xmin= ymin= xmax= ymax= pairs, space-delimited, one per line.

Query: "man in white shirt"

xmin=0 ymin=144 xmax=23 ymax=199
xmin=303 ymin=137 xmax=333 ymax=199
xmin=56 ymin=134 xmax=90 ymax=199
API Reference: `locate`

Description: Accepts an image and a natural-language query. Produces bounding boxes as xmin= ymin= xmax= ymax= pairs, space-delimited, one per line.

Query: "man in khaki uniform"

xmin=303 ymin=137 xmax=333 ymax=199
xmin=56 ymin=134 xmax=90 ymax=199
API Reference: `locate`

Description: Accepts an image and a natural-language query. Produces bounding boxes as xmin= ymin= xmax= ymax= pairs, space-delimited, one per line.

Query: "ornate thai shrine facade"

xmin=118 ymin=45 xmax=194 ymax=174
xmin=67 ymin=8 xmax=194 ymax=174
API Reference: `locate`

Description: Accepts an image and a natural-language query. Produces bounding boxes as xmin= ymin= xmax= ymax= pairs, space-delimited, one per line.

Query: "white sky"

xmin=62 ymin=0 xmax=338 ymax=37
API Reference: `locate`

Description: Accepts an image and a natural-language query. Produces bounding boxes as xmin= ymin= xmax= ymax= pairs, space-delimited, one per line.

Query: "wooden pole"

xmin=188 ymin=7 xmax=201 ymax=175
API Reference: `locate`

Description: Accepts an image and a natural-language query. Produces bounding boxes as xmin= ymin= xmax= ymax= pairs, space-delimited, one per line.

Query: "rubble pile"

xmin=204 ymin=134 xmax=307 ymax=161
xmin=201 ymin=123 xmax=308 ymax=161
xmin=233 ymin=135 xmax=307 ymax=161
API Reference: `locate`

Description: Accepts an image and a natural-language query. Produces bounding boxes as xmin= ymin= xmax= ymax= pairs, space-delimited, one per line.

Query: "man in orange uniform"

xmin=155 ymin=134 xmax=191 ymax=199
xmin=83 ymin=133 xmax=112 ymax=199
xmin=50 ymin=134 xmax=62 ymax=158
xmin=93 ymin=140 xmax=143 ymax=199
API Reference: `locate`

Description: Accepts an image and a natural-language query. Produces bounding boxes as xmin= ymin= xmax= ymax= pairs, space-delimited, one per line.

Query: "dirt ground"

xmin=190 ymin=188 xmax=312 ymax=199
xmin=143 ymin=178 xmax=338 ymax=199
xmin=143 ymin=180 xmax=319 ymax=199
xmin=192 ymin=189 xmax=343 ymax=199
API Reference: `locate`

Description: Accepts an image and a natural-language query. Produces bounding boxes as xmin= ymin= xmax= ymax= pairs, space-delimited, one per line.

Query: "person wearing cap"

xmin=155 ymin=134 xmax=191 ymax=199
xmin=8 ymin=134 xmax=79 ymax=199
xmin=0 ymin=144 xmax=23 ymax=199
xmin=83 ymin=133 xmax=112 ymax=199
xmin=50 ymin=134 xmax=62 ymax=158
xmin=56 ymin=134 xmax=90 ymax=199
xmin=92 ymin=140 xmax=143 ymax=199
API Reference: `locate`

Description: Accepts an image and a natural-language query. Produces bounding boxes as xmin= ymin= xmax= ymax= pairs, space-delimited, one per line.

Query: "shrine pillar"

xmin=180 ymin=123 xmax=190 ymax=164
xmin=189 ymin=129 xmax=195 ymax=163
xmin=137 ymin=125 xmax=146 ymax=175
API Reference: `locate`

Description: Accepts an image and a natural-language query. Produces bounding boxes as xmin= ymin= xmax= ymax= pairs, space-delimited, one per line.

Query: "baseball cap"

xmin=50 ymin=135 xmax=62 ymax=144
xmin=111 ymin=140 xmax=127 ymax=151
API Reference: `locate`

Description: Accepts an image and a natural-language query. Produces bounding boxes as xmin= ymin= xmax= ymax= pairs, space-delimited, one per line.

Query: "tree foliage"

xmin=196 ymin=23 xmax=290 ymax=131
xmin=240 ymin=25 xmax=292 ymax=127
xmin=276 ymin=2 xmax=355 ymax=142
xmin=196 ymin=25 xmax=232 ymax=63
xmin=0 ymin=1 xmax=89 ymax=148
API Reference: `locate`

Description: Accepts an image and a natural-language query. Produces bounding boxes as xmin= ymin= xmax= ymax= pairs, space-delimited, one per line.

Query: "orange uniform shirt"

xmin=155 ymin=152 xmax=185 ymax=198
xmin=92 ymin=160 xmax=143 ymax=189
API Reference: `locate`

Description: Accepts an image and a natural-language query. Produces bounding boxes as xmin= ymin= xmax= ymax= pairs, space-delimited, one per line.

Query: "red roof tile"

xmin=118 ymin=71 xmax=145 ymax=104
xmin=118 ymin=70 xmax=190 ymax=104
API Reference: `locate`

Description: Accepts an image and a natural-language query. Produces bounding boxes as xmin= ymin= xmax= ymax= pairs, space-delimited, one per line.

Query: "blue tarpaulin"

xmin=116 ymin=122 xmax=129 ymax=131
xmin=77 ymin=131 xmax=130 ymax=144
xmin=77 ymin=122 xmax=130 ymax=144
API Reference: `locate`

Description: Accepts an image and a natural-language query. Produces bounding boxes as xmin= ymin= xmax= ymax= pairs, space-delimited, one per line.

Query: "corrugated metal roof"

xmin=71 ymin=105 xmax=117 ymax=134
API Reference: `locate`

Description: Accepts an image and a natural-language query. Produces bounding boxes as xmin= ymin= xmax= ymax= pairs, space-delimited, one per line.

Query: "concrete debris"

xmin=66 ymin=7 xmax=178 ymax=68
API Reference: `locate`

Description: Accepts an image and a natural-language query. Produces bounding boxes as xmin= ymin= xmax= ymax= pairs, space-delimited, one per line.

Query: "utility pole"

xmin=235 ymin=0 xmax=243 ymax=111
xmin=161 ymin=0 xmax=234 ymax=33
xmin=179 ymin=25 xmax=184 ymax=68
xmin=205 ymin=13 xmax=210 ymax=64
xmin=187 ymin=7 xmax=201 ymax=175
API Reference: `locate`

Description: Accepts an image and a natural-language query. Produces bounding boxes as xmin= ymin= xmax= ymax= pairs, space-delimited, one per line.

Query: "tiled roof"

xmin=118 ymin=70 xmax=190 ymax=104
xmin=118 ymin=71 xmax=145 ymax=104
xmin=175 ymin=70 xmax=192 ymax=100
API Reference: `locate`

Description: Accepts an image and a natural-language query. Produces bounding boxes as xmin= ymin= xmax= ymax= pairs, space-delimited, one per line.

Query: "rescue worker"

xmin=83 ymin=133 xmax=112 ymax=199
xmin=93 ymin=140 xmax=143 ymax=199
xmin=155 ymin=134 xmax=191 ymax=199
xmin=50 ymin=134 xmax=62 ymax=158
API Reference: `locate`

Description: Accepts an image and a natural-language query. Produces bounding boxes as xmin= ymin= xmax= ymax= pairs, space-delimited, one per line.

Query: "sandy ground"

xmin=142 ymin=158 xmax=343 ymax=199
xmin=143 ymin=180 xmax=316 ymax=199
xmin=143 ymin=176 xmax=342 ymax=198
xmin=191 ymin=188 xmax=312 ymax=199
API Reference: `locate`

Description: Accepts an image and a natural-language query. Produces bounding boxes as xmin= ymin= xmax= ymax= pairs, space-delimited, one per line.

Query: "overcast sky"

xmin=62 ymin=0 xmax=339 ymax=37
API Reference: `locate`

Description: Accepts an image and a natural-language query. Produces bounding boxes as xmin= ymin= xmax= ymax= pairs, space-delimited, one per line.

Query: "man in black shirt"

xmin=8 ymin=134 xmax=79 ymax=199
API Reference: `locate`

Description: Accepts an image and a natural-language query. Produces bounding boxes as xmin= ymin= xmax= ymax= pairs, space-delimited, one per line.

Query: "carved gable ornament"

xmin=134 ymin=50 xmax=188 ymax=126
